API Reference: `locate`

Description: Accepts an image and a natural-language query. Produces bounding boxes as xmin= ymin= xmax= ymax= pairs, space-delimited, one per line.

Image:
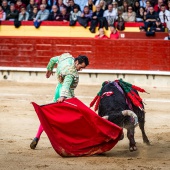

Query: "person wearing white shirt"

xmin=159 ymin=4 xmax=170 ymax=23
xmin=140 ymin=0 xmax=146 ymax=8
xmin=103 ymin=4 xmax=117 ymax=26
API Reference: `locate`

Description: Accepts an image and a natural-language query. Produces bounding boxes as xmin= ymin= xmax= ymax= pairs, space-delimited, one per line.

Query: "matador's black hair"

xmin=75 ymin=55 xmax=89 ymax=66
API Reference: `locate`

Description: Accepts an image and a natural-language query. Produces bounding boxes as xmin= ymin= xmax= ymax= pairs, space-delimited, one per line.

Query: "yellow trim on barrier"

xmin=0 ymin=25 xmax=140 ymax=37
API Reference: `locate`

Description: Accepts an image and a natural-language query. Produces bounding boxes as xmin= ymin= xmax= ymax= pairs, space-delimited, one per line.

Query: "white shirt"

xmin=159 ymin=10 xmax=170 ymax=23
xmin=103 ymin=9 xmax=118 ymax=24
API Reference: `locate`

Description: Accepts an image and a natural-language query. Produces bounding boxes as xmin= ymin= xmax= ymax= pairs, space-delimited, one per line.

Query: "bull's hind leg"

xmin=139 ymin=119 xmax=150 ymax=145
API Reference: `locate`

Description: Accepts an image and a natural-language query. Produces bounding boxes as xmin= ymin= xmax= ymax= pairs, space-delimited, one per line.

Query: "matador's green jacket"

xmin=46 ymin=53 xmax=79 ymax=102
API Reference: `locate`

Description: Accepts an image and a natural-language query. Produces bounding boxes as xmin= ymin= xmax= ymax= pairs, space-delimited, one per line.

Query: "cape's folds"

xmin=32 ymin=98 xmax=122 ymax=157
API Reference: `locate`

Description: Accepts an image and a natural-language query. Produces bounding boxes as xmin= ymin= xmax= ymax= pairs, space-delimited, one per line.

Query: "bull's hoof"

xmin=129 ymin=146 xmax=137 ymax=152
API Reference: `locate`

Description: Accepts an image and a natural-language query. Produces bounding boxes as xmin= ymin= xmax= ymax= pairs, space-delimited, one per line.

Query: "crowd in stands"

xmin=0 ymin=0 xmax=170 ymax=35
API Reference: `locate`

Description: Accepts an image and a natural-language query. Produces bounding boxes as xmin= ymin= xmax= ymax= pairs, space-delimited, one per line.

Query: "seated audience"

xmin=136 ymin=6 xmax=146 ymax=21
xmin=57 ymin=0 xmax=67 ymax=13
xmin=149 ymin=17 xmax=165 ymax=32
xmin=28 ymin=6 xmax=38 ymax=20
xmin=0 ymin=5 xmax=6 ymax=21
xmin=89 ymin=4 xmax=106 ymax=33
xmin=6 ymin=3 xmax=19 ymax=21
xmin=34 ymin=4 xmax=49 ymax=28
xmin=15 ymin=0 xmax=26 ymax=12
xmin=98 ymin=0 xmax=107 ymax=11
xmin=56 ymin=7 xmax=69 ymax=22
xmin=86 ymin=0 xmax=96 ymax=12
xmin=159 ymin=4 xmax=170 ymax=24
xmin=154 ymin=0 xmax=164 ymax=13
xmin=103 ymin=4 xmax=117 ymax=26
xmin=94 ymin=28 xmax=109 ymax=39
xmin=67 ymin=0 xmax=81 ymax=13
xmin=139 ymin=0 xmax=146 ymax=8
xmin=2 ymin=0 xmax=10 ymax=13
xmin=133 ymin=0 xmax=140 ymax=14
xmin=77 ymin=6 xmax=92 ymax=28
xmin=48 ymin=5 xmax=60 ymax=21
xmin=118 ymin=0 xmax=128 ymax=15
xmin=144 ymin=6 xmax=158 ymax=31
xmin=26 ymin=0 xmax=36 ymax=13
xmin=122 ymin=5 xmax=136 ymax=22
xmin=112 ymin=1 xmax=118 ymax=15
xmin=34 ymin=4 xmax=49 ymax=21
xmin=145 ymin=0 xmax=151 ymax=13
xmin=69 ymin=5 xmax=81 ymax=25
xmin=109 ymin=26 xmax=119 ymax=39
xmin=41 ymin=0 xmax=51 ymax=11
xmin=18 ymin=6 xmax=29 ymax=21
xmin=164 ymin=29 xmax=170 ymax=40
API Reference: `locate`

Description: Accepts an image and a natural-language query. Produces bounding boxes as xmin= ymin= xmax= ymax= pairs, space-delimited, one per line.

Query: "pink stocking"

xmin=35 ymin=124 xmax=44 ymax=139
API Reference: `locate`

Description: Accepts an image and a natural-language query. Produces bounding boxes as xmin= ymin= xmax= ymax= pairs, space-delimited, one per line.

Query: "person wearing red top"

xmin=94 ymin=28 xmax=109 ymax=39
xmin=15 ymin=0 xmax=26 ymax=12
xmin=109 ymin=26 xmax=119 ymax=39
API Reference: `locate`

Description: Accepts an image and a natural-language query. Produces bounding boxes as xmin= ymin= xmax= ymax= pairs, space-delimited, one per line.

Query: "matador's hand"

xmin=46 ymin=70 xmax=53 ymax=78
xmin=57 ymin=97 xmax=66 ymax=103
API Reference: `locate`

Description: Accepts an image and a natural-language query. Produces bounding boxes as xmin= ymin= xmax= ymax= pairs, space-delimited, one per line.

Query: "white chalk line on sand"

xmin=0 ymin=93 xmax=170 ymax=103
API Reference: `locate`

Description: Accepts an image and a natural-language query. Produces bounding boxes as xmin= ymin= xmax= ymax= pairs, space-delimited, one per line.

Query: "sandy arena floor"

xmin=0 ymin=80 xmax=170 ymax=170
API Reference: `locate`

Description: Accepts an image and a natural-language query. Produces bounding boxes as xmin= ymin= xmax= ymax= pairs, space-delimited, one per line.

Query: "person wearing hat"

xmin=164 ymin=30 xmax=170 ymax=40
xmin=149 ymin=17 xmax=165 ymax=32
xmin=30 ymin=53 xmax=89 ymax=149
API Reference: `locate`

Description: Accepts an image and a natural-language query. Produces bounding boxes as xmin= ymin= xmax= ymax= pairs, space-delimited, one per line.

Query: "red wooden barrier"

xmin=0 ymin=37 xmax=170 ymax=71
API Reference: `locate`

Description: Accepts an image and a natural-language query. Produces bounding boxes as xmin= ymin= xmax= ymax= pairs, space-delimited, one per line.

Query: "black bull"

xmin=98 ymin=82 xmax=150 ymax=151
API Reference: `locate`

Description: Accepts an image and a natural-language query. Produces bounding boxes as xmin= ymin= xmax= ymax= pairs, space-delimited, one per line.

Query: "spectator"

xmin=109 ymin=25 xmax=119 ymax=39
xmin=103 ymin=4 xmax=117 ymax=26
xmin=159 ymin=4 xmax=170 ymax=24
xmin=28 ymin=6 xmax=38 ymax=20
xmin=0 ymin=5 xmax=6 ymax=20
xmin=69 ymin=4 xmax=81 ymax=25
xmin=149 ymin=17 xmax=165 ymax=32
xmin=118 ymin=0 xmax=128 ymax=14
xmin=77 ymin=6 xmax=92 ymax=28
xmin=145 ymin=0 xmax=151 ymax=13
xmin=112 ymin=1 xmax=118 ymax=15
xmin=89 ymin=4 xmax=106 ymax=33
xmin=86 ymin=0 xmax=96 ymax=12
xmin=154 ymin=0 xmax=164 ymax=13
xmin=6 ymin=3 xmax=19 ymax=21
xmin=18 ymin=6 xmax=29 ymax=20
xmin=57 ymin=0 xmax=67 ymax=13
xmin=99 ymin=0 xmax=107 ymax=10
xmin=168 ymin=1 xmax=170 ymax=11
xmin=136 ymin=6 xmax=146 ymax=21
xmin=94 ymin=27 xmax=109 ymax=39
xmin=34 ymin=4 xmax=49 ymax=28
xmin=34 ymin=4 xmax=49 ymax=21
xmin=122 ymin=5 xmax=136 ymax=21
xmin=139 ymin=0 xmax=146 ymax=8
xmin=26 ymin=0 xmax=36 ymax=13
xmin=46 ymin=0 xmax=57 ymax=10
xmin=115 ymin=0 xmax=124 ymax=7
xmin=164 ymin=29 xmax=170 ymax=40
xmin=48 ymin=4 xmax=60 ymax=21
xmin=67 ymin=0 xmax=81 ymax=13
xmin=144 ymin=6 xmax=158 ymax=31
xmin=41 ymin=0 xmax=51 ymax=11
xmin=133 ymin=0 xmax=140 ymax=14
xmin=15 ymin=0 xmax=26 ymax=12
xmin=2 ymin=0 xmax=10 ymax=13
xmin=56 ymin=7 xmax=69 ymax=22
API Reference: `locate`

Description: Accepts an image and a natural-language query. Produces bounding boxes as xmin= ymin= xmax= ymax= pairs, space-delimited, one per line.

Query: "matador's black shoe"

xmin=30 ymin=137 xmax=39 ymax=149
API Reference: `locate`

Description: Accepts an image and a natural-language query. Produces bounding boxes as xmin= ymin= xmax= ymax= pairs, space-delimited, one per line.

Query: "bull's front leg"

xmin=127 ymin=127 xmax=137 ymax=152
